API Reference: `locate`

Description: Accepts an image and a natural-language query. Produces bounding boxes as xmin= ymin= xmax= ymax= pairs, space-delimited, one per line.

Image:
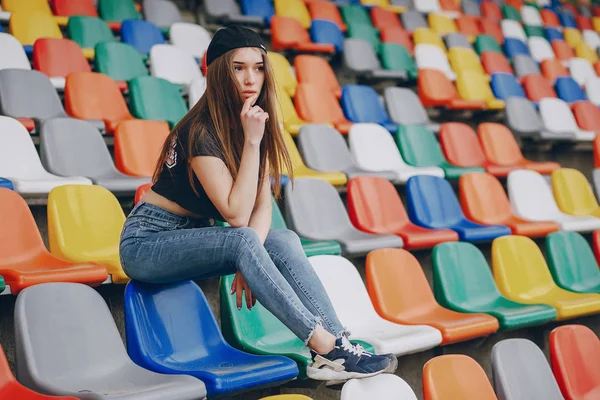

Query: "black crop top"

xmin=151 ymin=121 xmax=226 ymax=221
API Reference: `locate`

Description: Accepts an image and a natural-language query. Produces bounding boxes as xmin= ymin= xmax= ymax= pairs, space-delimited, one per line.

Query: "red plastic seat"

xmin=307 ymin=1 xmax=346 ymax=32
xmin=480 ymin=1 xmax=502 ymax=21
xmin=439 ymin=0 xmax=461 ymax=14
xmin=594 ymin=5 xmax=600 ymax=17
xmin=541 ymin=9 xmax=561 ymax=27
xmin=295 ymin=82 xmax=352 ymax=133
xmin=594 ymin=230 xmax=600 ymax=264
xmin=134 ymin=182 xmax=153 ymax=205
xmin=553 ymin=40 xmax=575 ymax=62
xmin=550 ymin=325 xmax=600 ymax=400
xmin=456 ymin=15 xmax=481 ymax=40
xmin=271 ymin=16 xmax=335 ymax=53
xmin=479 ymin=18 xmax=504 ymax=44
xmin=504 ymin=0 xmax=523 ymax=10
xmin=541 ymin=59 xmax=570 ymax=83
xmin=418 ymin=69 xmax=486 ymax=109
xmin=380 ymin=27 xmax=414 ymax=55
xmin=0 ymin=188 xmax=108 ymax=295
xmin=522 ymin=74 xmax=557 ymax=103
xmin=347 ymin=176 xmax=459 ymax=249
xmin=481 ymin=52 xmax=513 ymax=74
xmin=294 ymin=54 xmax=342 ymax=99
xmin=573 ymin=101 xmax=600 ymax=132
xmin=33 ymin=38 xmax=91 ymax=89
xmin=52 ymin=0 xmax=98 ymax=18
xmin=370 ymin=7 xmax=402 ymax=30
xmin=577 ymin=15 xmax=594 ymax=31
xmin=595 ymin=135 xmax=600 ymax=168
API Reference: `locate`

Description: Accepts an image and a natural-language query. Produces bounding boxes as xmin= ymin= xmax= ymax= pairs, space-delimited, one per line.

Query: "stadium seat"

xmin=433 ymin=241 xmax=557 ymax=329
xmin=0 ymin=32 xmax=30 ymax=71
xmin=573 ymin=101 xmax=600 ymax=132
xmin=129 ymin=76 xmax=188 ymax=127
xmin=370 ymin=7 xmax=400 ymax=30
xmin=455 ymin=16 xmax=480 ymax=41
xmin=555 ymin=76 xmax=587 ymax=103
xmin=456 ymin=72 xmax=504 ymax=109
xmin=0 ymin=178 xmax=12 ymax=190
xmin=295 ymin=83 xmax=352 ymax=134
xmin=15 ymin=282 xmax=205 ymax=398
xmin=539 ymin=98 xmax=596 ymax=141
xmin=444 ymin=33 xmax=471 ymax=51
xmin=481 ymin=52 xmax=513 ymax=75
xmin=341 ymin=85 xmax=397 ymax=133
xmin=9 ymin=10 xmax=62 ymax=54
xmin=504 ymin=38 xmax=530 ymax=60
xmin=276 ymin=87 xmax=307 ymax=135
xmin=541 ymin=59 xmax=569 ymax=83
xmin=114 ymin=120 xmax=169 ymax=177
xmin=285 ymin=179 xmax=403 ymax=255
xmin=414 ymin=28 xmax=446 ymax=52
xmin=502 ymin=19 xmax=527 ymax=42
xmin=95 ymin=42 xmax=147 ymax=89
xmin=205 ymin=0 xmax=265 ymax=26
xmin=271 ymin=16 xmax=334 ymax=53
xmin=341 ymin=374 xmax=417 ymax=400
xmin=32 ymin=38 xmax=90 ymax=90
xmin=309 ymin=1 xmax=346 ymax=31
xmin=134 ymin=182 xmax=151 ymax=205
xmin=310 ymin=19 xmax=344 ymax=53
xmin=240 ymin=0 xmax=274 ymax=24
xmin=550 ymin=325 xmax=600 ymax=400
xmin=521 ymin=74 xmax=556 ymax=103
xmin=407 ymin=175 xmax=511 ymax=242
xmin=97 ymin=0 xmax=141 ymax=28
xmin=552 ymin=168 xmax=600 ymax=218
xmin=525 ymin=24 xmax=546 ymax=38
xmin=340 ymin=4 xmax=372 ymax=29
xmin=46 ymin=184 xmax=131 ymax=284
xmin=481 ymin=18 xmax=505 ymax=45
xmin=576 ymin=41 xmax=599 ymax=63
xmin=429 ymin=12 xmax=457 ymax=36
xmin=423 ymin=355 xmax=497 ymax=400
xmin=521 ymin=5 xmax=543 ymax=25
xmin=502 ymin=3 xmax=522 ymax=21
xmin=417 ymin=69 xmax=486 ymax=109
xmin=528 ymin=37 xmax=555 ymax=62
xmin=53 ymin=0 xmax=98 ymax=21
xmin=544 ymin=27 xmax=564 ymax=42
xmin=565 ymin=27 xmax=584 ymax=48
xmin=448 ymin=47 xmax=487 ymax=77
xmin=415 ymin=0 xmax=442 ymax=14
xmin=384 ymin=87 xmax=439 ymax=132
xmin=584 ymin=29 xmax=600 ymax=50
xmin=149 ymin=44 xmax=202 ymax=89
xmin=462 ymin=0 xmax=480 ymax=16
xmin=474 ymin=34 xmax=502 ymax=54
xmin=380 ymin=26 xmax=414 ymax=55
xmin=347 ymin=23 xmax=380 ymax=52
xmin=587 ymin=78 xmax=600 ymax=106
xmin=438 ymin=123 xmax=501 ymax=172
xmin=378 ymin=43 xmax=417 ymax=80
xmin=366 ymin=248 xmax=497 ymax=344
xmin=269 ymin=52 xmax=297 ymax=98
xmin=490 ymin=72 xmax=525 ymax=100
xmin=297 ymin=125 xmax=396 ymax=181
xmin=559 ymin=9 xmax=578 ymax=28
xmin=505 ymin=97 xmax=544 ymax=138
xmin=393 ymin=10 xmax=419 ymax=34
xmin=493 ymin=340 xmax=564 ymax=400
xmin=120 ymin=19 xmax=165 ymax=57
xmin=274 ymin=0 xmax=310 ymax=29
xmin=125 ymin=280 xmax=297 ymax=397
xmin=294 ymin=55 xmax=341 ymax=99
xmin=169 ymin=22 xmax=211 ymax=59
xmin=66 ymin=16 xmax=115 ymax=59
xmin=142 ymin=0 xmax=183 ymax=34
xmin=492 ymin=235 xmax=600 ymax=320
xmin=513 ymin=56 xmax=541 ymax=80
xmin=415 ymin=44 xmax=456 ymax=81
xmin=188 ymin=78 xmax=205 ymax=109
xmin=311 ymin=255 xmax=442 ymax=354
xmin=569 ymin=57 xmax=596 ymax=86
xmin=347 ymin=176 xmax=458 ymax=249
xmin=553 ymin=40 xmax=575 ymax=64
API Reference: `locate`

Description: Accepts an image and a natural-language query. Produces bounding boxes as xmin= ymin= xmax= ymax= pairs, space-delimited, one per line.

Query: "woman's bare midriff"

xmin=141 ymin=189 xmax=206 ymax=219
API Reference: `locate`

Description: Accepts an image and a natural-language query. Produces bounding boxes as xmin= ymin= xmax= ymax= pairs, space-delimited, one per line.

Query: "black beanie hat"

xmin=206 ymin=25 xmax=266 ymax=67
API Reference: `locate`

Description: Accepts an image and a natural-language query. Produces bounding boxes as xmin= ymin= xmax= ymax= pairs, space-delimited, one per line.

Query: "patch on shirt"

xmin=166 ymin=137 xmax=177 ymax=168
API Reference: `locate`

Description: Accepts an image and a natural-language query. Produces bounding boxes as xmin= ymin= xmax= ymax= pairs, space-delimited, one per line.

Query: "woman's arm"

xmin=248 ymin=171 xmax=272 ymax=244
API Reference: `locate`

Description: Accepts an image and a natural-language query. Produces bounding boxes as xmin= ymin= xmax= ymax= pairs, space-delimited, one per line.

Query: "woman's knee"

xmin=266 ymin=228 xmax=302 ymax=250
xmin=229 ymin=227 xmax=262 ymax=256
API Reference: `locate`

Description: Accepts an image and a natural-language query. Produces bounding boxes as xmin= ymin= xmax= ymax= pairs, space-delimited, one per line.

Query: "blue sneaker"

xmin=306 ymin=336 xmax=391 ymax=383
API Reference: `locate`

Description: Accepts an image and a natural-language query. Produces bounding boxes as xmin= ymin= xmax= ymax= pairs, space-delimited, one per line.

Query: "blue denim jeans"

xmin=119 ymin=201 xmax=347 ymax=344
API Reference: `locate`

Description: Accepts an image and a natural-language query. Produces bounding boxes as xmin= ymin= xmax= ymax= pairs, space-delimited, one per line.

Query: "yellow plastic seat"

xmin=492 ymin=235 xmax=600 ymax=321
xmin=269 ymin=51 xmax=297 ymax=98
xmin=283 ymin=129 xmax=347 ymax=186
xmin=594 ymin=17 xmax=600 ymax=34
xmin=276 ymin=86 xmax=307 ymax=135
xmin=2 ymin=0 xmax=68 ymax=25
xmin=360 ymin=0 xmax=407 ymax=12
xmin=47 ymin=185 xmax=129 ymax=284
xmin=456 ymin=72 xmax=504 ymax=109
xmin=274 ymin=0 xmax=311 ymax=29
xmin=413 ymin=28 xmax=447 ymax=52
xmin=551 ymin=168 xmax=600 ymax=218
xmin=429 ymin=13 xmax=457 ymax=36
xmin=564 ymin=28 xmax=584 ymax=48
xmin=9 ymin=10 xmax=62 ymax=46
xmin=448 ymin=48 xmax=488 ymax=78
xmin=576 ymin=42 xmax=599 ymax=63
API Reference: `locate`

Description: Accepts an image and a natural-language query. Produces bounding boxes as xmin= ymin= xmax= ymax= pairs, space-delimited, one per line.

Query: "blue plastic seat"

xmin=544 ymin=27 xmax=564 ymax=42
xmin=120 ymin=19 xmax=165 ymax=55
xmin=0 ymin=178 xmax=12 ymax=190
xmin=341 ymin=84 xmax=397 ymax=133
xmin=504 ymin=38 xmax=530 ymax=59
xmin=124 ymin=280 xmax=298 ymax=398
xmin=311 ymin=19 xmax=344 ymax=53
xmin=406 ymin=175 xmax=511 ymax=242
xmin=240 ymin=0 xmax=274 ymax=23
xmin=558 ymin=10 xmax=577 ymax=28
xmin=555 ymin=76 xmax=587 ymax=103
xmin=491 ymin=73 xmax=526 ymax=100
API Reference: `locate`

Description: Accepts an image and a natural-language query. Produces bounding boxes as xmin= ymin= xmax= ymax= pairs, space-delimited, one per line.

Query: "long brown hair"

xmin=152 ymin=47 xmax=293 ymax=199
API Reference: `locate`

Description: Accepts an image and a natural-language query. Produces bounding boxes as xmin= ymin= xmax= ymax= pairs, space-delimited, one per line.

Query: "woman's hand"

xmin=231 ymin=271 xmax=256 ymax=310
xmin=240 ymin=93 xmax=268 ymax=145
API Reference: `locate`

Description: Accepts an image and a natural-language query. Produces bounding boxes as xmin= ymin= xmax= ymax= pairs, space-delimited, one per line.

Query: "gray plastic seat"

xmin=400 ymin=11 xmax=428 ymax=33
xmin=594 ymin=169 xmax=600 ymax=199
xmin=444 ymin=33 xmax=472 ymax=50
xmin=492 ymin=339 xmax=564 ymax=400
xmin=204 ymin=0 xmax=265 ymax=26
xmin=14 ymin=282 xmax=207 ymax=400
xmin=384 ymin=87 xmax=439 ymax=132
xmin=505 ymin=97 xmax=543 ymax=138
xmin=284 ymin=178 xmax=404 ymax=256
xmin=297 ymin=124 xmax=397 ymax=181
xmin=40 ymin=118 xmax=150 ymax=194
xmin=391 ymin=0 xmax=413 ymax=7
xmin=513 ymin=55 xmax=541 ymax=79
xmin=462 ymin=0 xmax=481 ymax=16
xmin=142 ymin=0 xmax=182 ymax=32
xmin=342 ymin=39 xmax=407 ymax=80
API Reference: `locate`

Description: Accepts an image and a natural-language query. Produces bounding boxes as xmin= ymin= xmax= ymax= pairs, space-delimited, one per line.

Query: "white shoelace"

xmin=341 ymin=337 xmax=369 ymax=357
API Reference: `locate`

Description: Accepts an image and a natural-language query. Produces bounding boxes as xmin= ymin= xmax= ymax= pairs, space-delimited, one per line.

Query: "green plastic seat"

xmin=379 ymin=43 xmax=417 ymax=80
xmin=502 ymin=4 xmax=522 ymax=21
xmin=129 ymin=76 xmax=187 ymax=127
xmin=95 ymin=42 xmax=148 ymax=83
xmin=395 ymin=125 xmax=484 ymax=179
xmin=67 ymin=16 xmax=116 ymax=52
xmin=474 ymin=35 xmax=502 ymax=55
xmin=347 ymin=24 xmax=380 ymax=53
xmin=546 ymin=231 xmax=600 ymax=294
xmin=524 ymin=25 xmax=545 ymax=38
xmin=271 ymin=197 xmax=341 ymax=257
xmin=98 ymin=0 xmax=141 ymax=22
xmin=219 ymin=274 xmax=374 ymax=379
xmin=0 ymin=276 xmax=5 ymax=294
xmin=340 ymin=5 xmax=373 ymax=29
xmin=432 ymin=242 xmax=557 ymax=330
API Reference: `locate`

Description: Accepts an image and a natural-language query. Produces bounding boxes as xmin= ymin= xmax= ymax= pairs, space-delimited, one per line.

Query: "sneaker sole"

xmin=325 ymin=356 xmax=398 ymax=386
xmin=306 ymin=365 xmax=385 ymax=385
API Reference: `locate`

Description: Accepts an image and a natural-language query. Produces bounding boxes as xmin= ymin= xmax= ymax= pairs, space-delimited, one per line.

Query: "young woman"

xmin=119 ymin=25 xmax=396 ymax=384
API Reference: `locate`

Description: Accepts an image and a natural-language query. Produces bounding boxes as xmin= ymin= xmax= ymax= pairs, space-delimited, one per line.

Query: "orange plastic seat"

xmin=307 ymin=1 xmax=346 ymax=32
xmin=271 ymin=16 xmax=335 ymax=54
xmin=522 ymin=74 xmax=557 ymax=103
xmin=294 ymin=55 xmax=342 ymax=99
xmin=553 ymin=40 xmax=575 ymax=62
xmin=347 ymin=176 xmax=458 ymax=250
xmin=481 ymin=2 xmax=502 ymax=21
xmin=573 ymin=101 xmax=600 ymax=132
xmin=370 ymin=7 xmax=401 ymax=30
xmin=460 ymin=172 xmax=560 ymax=237
xmin=456 ymin=15 xmax=481 ymax=41
xmin=0 ymin=188 xmax=108 ymax=295
xmin=481 ymin=52 xmax=513 ymax=75
xmin=33 ymin=38 xmax=91 ymax=89
xmin=366 ymin=248 xmax=498 ymax=345
xmin=541 ymin=59 xmax=570 ymax=83
xmin=64 ymin=72 xmax=134 ymax=133
xmin=478 ymin=123 xmax=560 ymax=174
xmin=423 ymin=354 xmax=498 ymax=400
xmin=595 ymin=134 xmax=600 ymax=168
xmin=295 ymin=83 xmax=352 ymax=134
xmin=479 ymin=18 xmax=504 ymax=45
xmin=52 ymin=0 xmax=98 ymax=18
xmin=439 ymin=0 xmax=461 ymax=15
xmin=113 ymin=119 xmax=170 ymax=176
xmin=380 ymin=27 xmax=414 ymax=55
xmin=595 ymin=61 xmax=600 ymax=77
xmin=550 ymin=325 xmax=600 ymax=400
xmin=541 ymin=9 xmax=561 ymax=27
xmin=134 ymin=182 xmax=152 ymax=205
xmin=417 ymin=69 xmax=486 ymax=110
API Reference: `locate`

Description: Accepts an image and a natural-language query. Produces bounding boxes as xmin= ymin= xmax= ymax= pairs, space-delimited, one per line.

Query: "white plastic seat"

xmin=521 ymin=5 xmax=543 ymax=26
xmin=415 ymin=0 xmax=441 ymax=14
xmin=0 ymin=5 xmax=9 ymax=22
xmin=583 ymin=30 xmax=600 ymax=51
xmin=508 ymin=169 xmax=600 ymax=232
xmin=149 ymin=44 xmax=202 ymax=89
xmin=310 ymin=255 xmax=442 ymax=355
xmin=501 ymin=20 xmax=527 ymax=43
xmin=188 ymin=77 xmax=206 ymax=109
xmin=536 ymin=0 xmax=550 ymax=7
xmin=169 ymin=22 xmax=211 ymax=59
xmin=415 ymin=44 xmax=456 ymax=81
xmin=0 ymin=32 xmax=31 ymax=70
xmin=341 ymin=374 xmax=418 ymax=400
xmin=528 ymin=37 xmax=555 ymax=63
xmin=348 ymin=123 xmax=445 ymax=184
xmin=539 ymin=98 xmax=596 ymax=141
xmin=568 ymin=57 xmax=596 ymax=86
xmin=586 ymin=77 xmax=600 ymax=106
xmin=0 ymin=116 xmax=91 ymax=196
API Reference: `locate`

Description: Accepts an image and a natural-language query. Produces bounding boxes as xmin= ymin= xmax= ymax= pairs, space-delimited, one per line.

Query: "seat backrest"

xmin=414 ymin=28 xmax=446 ymax=51
xmin=341 ymin=84 xmax=390 ymax=125
xmin=0 ymin=32 xmax=31 ymax=70
xmin=575 ymin=41 xmax=598 ymax=63
xmin=474 ymin=34 xmax=502 ymax=54
xmin=348 ymin=123 xmax=408 ymax=171
xmin=456 ymin=71 xmax=497 ymax=102
xmin=448 ymin=47 xmax=484 ymax=75
xmin=379 ymin=43 xmax=415 ymax=75
xmin=417 ymin=68 xmax=460 ymax=108
xmin=114 ymin=120 xmax=169 ymax=176
xmin=439 ymin=122 xmax=486 ymax=167
xmin=343 ymin=38 xmax=381 ymax=72
xmin=506 ymin=97 xmax=544 ymax=134
xmin=275 ymin=0 xmax=311 ymax=29
xmin=492 ymin=339 xmax=564 ymax=400
xmin=509 ymin=168 xmax=564 ymax=219
xmin=512 ymin=54 xmax=539 ymax=78
xmin=569 ymin=57 xmax=596 ymax=85
xmin=297 ymin=124 xmax=354 ymax=172
xmin=384 ymin=87 xmax=429 ymax=126
xmin=444 ymin=32 xmax=471 ymax=50
xmin=551 ymin=168 xmax=600 ymax=216
xmin=522 ymin=73 xmax=556 ymax=101
xmin=0 ymin=69 xmax=66 ymax=120
xmin=480 ymin=19 xmax=504 ymax=45
xmin=309 ymin=1 xmax=346 ymax=31
xmin=545 ymin=27 xmax=564 ymax=42
xmin=481 ymin=52 xmax=513 ymax=75
xmin=401 ymin=10 xmax=428 ymax=32
xmin=9 ymin=10 xmax=62 ymax=46
xmin=340 ymin=4 xmax=373 ymax=28
xmin=572 ymin=101 xmax=600 ymax=131
xmin=460 ymin=172 xmax=514 ymax=224
xmin=528 ymin=36 xmax=555 ymax=62
xmin=541 ymin=59 xmax=569 ymax=83
xmin=547 ymin=231 xmax=600 ymax=291
xmin=380 ymin=27 xmax=414 ymax=54
xmin=98 ymin=0 xmax=141 ymax=21
xmin=95 ymin=42 xmax=148 ymax=82
xmin=585 ymin=77 xmax=600 ymax=106
xmin=294 ymin=55 xmax=341 ymax=99
xmin=552 ymin=40 xmax=575 ymax=63
xmin=120 ymin=19 xmax=165 ymax=55
xmin=310 ymin=19 xmax=344 ymax=53
xmin=347 ymin=24 xmax=380 ymax=51
xmin=456 ymin=15 xmax=480 ymax=37
xmin=462 ymin=0 xmax=480 ymax=15
xmin=502 ymin=3 xmax=522 ymax=21
xmin=149 ymin=44 xmax=202 ymax=86
xmin=502 ymin=19 xmax=526 ymax=41
xmin=396 ymin=124 xmax=446 ymax=167
xmin=129 ymin=76 xmax=188 ymax=126
xmin=583 ymin=29 xmax=600 ymax=50
xmin=406 ymin=175 xmax=466 ymax=227
xmin=240 ymin=0 xmax=275 ymax=20
xmin=429 ymin=12 xmax=457 ymax=35
xmin=539 ymin=98 xmax=579 ymax=133
xmin=205 ymin=0 xmax=242 ymax=19
xmin=142 ymin=0 xmax=182 ymax=29
xmin=54 ymin=0 xmax=98 ymax=17
xmin=490 ymin=72 xmax=525 ymax=99
xmin=370 ymin=6 xmax=401 ymax=29
xmin=504 ymin=39 xmax=531 ymax=60
xmin=276 ymin=86 xmax=304 ymax=128
xmin=67 ymin=16 xmax=116 ymax=49
xmin=478 ymin=122 xmax=525 ymax=165
xmin=169 ymin=22 xmax=211 ymax=59
xmin=347 ymin=176 xmax=412 ymax=234
xmin=541 ymin=9 xmax=560 ymax=26
xmin=521 ymin=4 xmax=542 ymax=25
xmin=415 ymin=44 xmax=453 ymax=79
xmin=33 ymin=38 xmax=91 ymax=79
xmin=282 ymin=129 xmax=308 ymax=172
xmin=40 ymin=118 xmax=115 ymax=178
xmin=295 ymin=83 xmax=346 ymax=125
xmin=555 ymin=76 xmax=587 ymax=103
xmin=269 ymin=51 xmax=297 ymax=98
